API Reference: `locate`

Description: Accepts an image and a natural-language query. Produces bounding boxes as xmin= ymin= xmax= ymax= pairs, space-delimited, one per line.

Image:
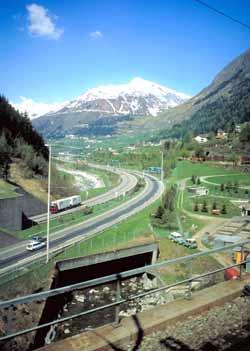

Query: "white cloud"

xmin=12 ymin=96 xmax=68 ymax=119
xmin=26 ymin=3 xmax=63 ymax=40
xmin=89 ymin=30 xmax=103 ymax=39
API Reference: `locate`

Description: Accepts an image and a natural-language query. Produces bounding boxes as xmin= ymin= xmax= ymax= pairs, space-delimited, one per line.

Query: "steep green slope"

xmin=0 ymin=95 xmax=48 ymax=178
xmin=157 ymin=49 xmax=250 ymax=138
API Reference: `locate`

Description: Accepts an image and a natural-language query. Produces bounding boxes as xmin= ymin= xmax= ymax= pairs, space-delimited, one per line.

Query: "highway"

xmin=0 ymin=170 xmax=164 ymax=276
xmin=31 ymin=164 xmax=137 ymax=223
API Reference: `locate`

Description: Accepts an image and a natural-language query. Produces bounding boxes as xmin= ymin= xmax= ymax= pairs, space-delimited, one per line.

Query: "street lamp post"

xmin=161 ymin=150 xmax=164 ymax=183
xmin=46 ymin=144 xmax=51 ymax=263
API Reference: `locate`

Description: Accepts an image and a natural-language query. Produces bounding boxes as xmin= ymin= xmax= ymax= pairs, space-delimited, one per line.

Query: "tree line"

xmin=0 ymin=95 xmax=48 ymax=180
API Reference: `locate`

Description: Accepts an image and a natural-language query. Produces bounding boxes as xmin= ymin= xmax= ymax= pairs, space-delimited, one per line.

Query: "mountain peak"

xmin=15 ymin=78 xmax=190 ymax=120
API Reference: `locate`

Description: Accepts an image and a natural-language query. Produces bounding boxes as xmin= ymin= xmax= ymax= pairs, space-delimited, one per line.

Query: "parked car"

xmin=169 ymin=232 xmax=182 ymax=241
xmin=175 ymin=237 xmax=186 ymax=245
xmin=26 ymin=240 xmax=46 ymax=251
xmin=185 ymin=238 xmax=197 ymax=249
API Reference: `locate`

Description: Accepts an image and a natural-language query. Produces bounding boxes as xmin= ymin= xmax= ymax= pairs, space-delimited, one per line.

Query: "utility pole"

xmin=46 ymin=144 xmax=51 ymax=264
xmin=161 ymin=150 xmax=164 ymax=182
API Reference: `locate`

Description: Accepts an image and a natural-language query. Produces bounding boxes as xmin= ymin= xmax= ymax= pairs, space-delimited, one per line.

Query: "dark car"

xmin=31 ymin=236 xmax=46 ymax=243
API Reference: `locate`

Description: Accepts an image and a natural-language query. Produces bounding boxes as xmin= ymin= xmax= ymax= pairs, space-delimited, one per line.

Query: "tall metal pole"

xmin=46 ymin=145 xmax=51 ymax=264
xmin=161 ymin=150 xmax=164 ymax=182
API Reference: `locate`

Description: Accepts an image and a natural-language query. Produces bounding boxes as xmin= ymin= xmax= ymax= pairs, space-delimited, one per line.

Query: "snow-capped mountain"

xmin=12 ymin=96 xmax=68 ymax=120
xmin=44 ymin=77 xmax=190 ymax=118
xmin=32 ymin=78 xmax=190 ymax=138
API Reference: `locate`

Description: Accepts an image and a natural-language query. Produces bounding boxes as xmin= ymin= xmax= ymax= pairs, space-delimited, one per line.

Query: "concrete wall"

xmin=0 ymin=188 xmax=46 ymax=231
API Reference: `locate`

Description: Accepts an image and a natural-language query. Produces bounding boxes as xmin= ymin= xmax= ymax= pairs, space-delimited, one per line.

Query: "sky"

xmin=1 ymin=0 xmax=250 ymax=106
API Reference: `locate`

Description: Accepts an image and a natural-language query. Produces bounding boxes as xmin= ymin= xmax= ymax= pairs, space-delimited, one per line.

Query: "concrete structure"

xmin=56 ymin=243 xmax=159 ymax=273
xmin=214 ymin=235 xmax=241 ymax=249
xmin=0 ymin=189 xmax=46 ymax=231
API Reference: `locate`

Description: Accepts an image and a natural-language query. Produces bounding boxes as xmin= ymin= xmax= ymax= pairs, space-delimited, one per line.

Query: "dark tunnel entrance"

xmin=32 ymin=243 xmax=158 ymax=349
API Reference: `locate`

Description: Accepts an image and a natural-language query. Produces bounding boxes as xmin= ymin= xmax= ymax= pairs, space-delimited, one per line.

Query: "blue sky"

xmin=1 ymin=0 xmax=250 ymax=104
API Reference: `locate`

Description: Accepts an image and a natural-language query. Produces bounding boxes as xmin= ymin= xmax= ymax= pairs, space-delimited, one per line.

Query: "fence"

xmin=1 ymin=239 xmax=250 ymax=342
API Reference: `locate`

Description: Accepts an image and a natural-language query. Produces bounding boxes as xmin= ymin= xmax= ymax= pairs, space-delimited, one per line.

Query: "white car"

xmin=26 ymin=240 xmax=46 ymax=251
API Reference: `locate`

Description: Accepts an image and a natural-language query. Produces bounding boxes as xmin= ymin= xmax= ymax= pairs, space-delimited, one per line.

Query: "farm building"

xmin=214 ymin=235 xmax=241 ymax=249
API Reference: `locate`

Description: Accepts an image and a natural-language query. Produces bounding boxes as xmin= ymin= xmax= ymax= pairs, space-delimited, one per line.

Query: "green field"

xmin=171 ymin=161 xmax=240 ymax=181
xmin=203 ymin=174 xmax=250 ymax=186
xmin=182 ymin=192 xmax=240 ymax=218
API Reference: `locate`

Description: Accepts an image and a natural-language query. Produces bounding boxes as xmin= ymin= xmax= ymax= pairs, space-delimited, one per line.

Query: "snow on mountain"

xmin=12 ymin=96 xmax=68 ymax=120
xmin=77 ymin=77 xmax=189 ymax=102
xmin=15 ymin=78 xmax=190 ymax=119
xmin=61 ymin=77 xmax=190 ymax=117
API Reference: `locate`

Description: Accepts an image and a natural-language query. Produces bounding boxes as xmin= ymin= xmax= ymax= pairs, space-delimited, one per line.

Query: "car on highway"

xmin=26 ymin=240 xmax=46 ymax=251
xmin=31 ymin=236 xmax=46 ymax=243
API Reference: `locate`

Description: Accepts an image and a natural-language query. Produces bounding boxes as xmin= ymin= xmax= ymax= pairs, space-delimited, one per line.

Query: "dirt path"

xmin=177 ymin=178 xmax=231 ymax=267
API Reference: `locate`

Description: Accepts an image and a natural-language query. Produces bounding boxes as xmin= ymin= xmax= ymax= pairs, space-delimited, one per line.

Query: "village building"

xmin=216 ymin=129 xmax=227 ymax=139
xmin=194 ymin=135 xmax=208 ymax=144
xmin=214 ymin=234 xmax=241 ymax=249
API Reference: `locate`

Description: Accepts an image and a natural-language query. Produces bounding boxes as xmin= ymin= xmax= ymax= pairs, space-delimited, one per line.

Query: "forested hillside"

xmin=0 ymin=95 xmax=48 ymax=179
xmin=156 ymin=49 xmax=250 ymax=139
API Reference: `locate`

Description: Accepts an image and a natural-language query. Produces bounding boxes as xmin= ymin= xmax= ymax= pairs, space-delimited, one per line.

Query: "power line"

xmin=193 ymin=0 xmax=250 ymax=30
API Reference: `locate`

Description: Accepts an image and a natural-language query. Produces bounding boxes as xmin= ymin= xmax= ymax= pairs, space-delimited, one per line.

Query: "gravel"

xmin=126 ymin=296 xmax=250 ymax=351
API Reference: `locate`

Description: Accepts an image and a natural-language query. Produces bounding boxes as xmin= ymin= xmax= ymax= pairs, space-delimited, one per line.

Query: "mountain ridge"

xmin=155 ymin=49 xmax=250 ymax=137
xmin=32 ymin=78 xmax=190 ymax=138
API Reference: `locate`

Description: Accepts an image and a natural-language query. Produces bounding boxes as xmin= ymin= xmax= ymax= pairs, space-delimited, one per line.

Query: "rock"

xmin=89 ymin=289 xmax=98 ymax=294
xmin=142 ymin=273 xmax=158 ymax=291
xmin=75 ymin=294 xmax=85 ymax=303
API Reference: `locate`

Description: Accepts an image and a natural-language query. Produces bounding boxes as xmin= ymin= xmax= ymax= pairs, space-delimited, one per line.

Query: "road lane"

xmin=0 ymin=173 xmax=164 ymax=274
xmin=31 ymin=165 xmax=137 ymax=223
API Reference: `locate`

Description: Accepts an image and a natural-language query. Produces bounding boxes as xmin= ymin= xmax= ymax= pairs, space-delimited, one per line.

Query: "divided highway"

xmin=31 ymin=165 xmax=137 ymax=223
xmin=0 ymin=168 xmax=164 ymax=276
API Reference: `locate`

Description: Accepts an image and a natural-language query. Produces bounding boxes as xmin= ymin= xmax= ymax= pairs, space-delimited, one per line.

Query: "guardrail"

xmin=1 ymin=240 xmax=250 ymax=342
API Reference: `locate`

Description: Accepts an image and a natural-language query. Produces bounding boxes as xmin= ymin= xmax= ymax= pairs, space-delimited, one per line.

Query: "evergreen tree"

xmin=220 ymin=183 xmax=225 ymax=192
xmin=191 ymin=175 xmax=196 ymax=185
xmin=221 ymin=204 xmax=227 ymax=214
xmin=239 ymin=123 xmax=250 ymax=144
xmin=0 ymin=133 xmax=11 ymax=180
xmin=201 ymin=200 xmax=208 ymax=212
xmin=155 ymin=205 xmax=164 ymax=219
xmin=0 ymin=95 xmax=48 ymax=179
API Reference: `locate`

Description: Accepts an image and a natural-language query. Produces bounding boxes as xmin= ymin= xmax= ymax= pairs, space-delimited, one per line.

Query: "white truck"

xmin=50 ymin=195 xmax=81 ymax=213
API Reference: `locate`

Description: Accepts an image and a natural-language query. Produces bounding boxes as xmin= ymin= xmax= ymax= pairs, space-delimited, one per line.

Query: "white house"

xmin=194 ymin=135 xmax=208 ymax=144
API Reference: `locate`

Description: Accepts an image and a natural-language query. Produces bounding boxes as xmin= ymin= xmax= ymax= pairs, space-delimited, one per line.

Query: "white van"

xmin=169 ymin=232 xmax=182 ymax=241
xmin=185 ymin=238 xmax=197 ymax=249
xmin=26 ymin=240 xmax=46 ymax=251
